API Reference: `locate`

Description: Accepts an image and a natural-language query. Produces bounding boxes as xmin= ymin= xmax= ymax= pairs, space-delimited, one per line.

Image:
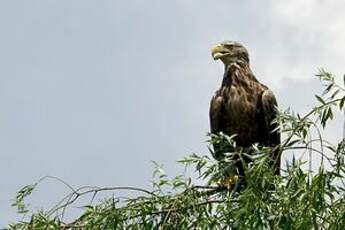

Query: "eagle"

xmin=209 ymin=41 xmax=280 ymax=179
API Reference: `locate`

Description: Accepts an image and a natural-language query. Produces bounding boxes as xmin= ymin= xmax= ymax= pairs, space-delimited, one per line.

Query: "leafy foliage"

xmin=8 ymin=70 xmax=345 ymax=229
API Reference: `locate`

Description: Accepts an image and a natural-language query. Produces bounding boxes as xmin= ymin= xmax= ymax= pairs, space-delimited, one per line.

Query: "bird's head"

xmin=211 ymin=41 xmax=249 ymax=66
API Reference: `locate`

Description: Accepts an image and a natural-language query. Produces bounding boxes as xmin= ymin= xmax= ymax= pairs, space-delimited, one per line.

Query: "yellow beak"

xmin=211 ymin=44 xmax=228 ymax=60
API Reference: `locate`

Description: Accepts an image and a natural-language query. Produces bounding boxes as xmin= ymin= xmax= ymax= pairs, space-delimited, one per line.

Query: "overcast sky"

xmin=1 ymin=1 xmax=345 ymax=226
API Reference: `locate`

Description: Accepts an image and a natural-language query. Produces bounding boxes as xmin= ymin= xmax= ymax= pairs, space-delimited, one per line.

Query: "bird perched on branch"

xmin=209 ymin=41 xmax=280 ymax=185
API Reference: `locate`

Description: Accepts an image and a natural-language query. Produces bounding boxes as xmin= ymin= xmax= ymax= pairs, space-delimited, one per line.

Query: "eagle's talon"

xmin=217 ymin=175 xmax=239 ymax=190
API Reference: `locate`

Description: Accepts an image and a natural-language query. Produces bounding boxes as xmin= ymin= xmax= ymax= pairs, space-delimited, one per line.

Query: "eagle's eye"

xmin=224 ymin=44 xmax=234 ymax=49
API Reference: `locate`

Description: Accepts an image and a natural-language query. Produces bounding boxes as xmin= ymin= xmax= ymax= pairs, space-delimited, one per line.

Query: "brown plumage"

xmin=210 ymin=41 xmax=280 ymax=176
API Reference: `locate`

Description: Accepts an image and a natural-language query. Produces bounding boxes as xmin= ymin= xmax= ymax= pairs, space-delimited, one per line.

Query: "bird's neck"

xmin=221 ymin=61 xmax=258 ymax=87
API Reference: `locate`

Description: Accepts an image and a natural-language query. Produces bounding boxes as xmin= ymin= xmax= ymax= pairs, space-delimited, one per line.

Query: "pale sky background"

xmin=1 ymin=1 xmax=345 ymax=226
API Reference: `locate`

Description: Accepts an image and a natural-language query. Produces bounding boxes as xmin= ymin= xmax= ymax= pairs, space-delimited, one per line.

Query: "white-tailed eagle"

xmin=210 ymin=41 xmax=280 ymax=177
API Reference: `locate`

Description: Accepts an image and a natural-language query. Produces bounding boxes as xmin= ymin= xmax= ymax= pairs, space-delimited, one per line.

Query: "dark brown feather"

xmin=210 ymin=61 xmax=280 ymax=175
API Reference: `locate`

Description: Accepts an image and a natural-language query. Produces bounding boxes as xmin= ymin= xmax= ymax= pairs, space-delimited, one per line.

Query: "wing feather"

xmin=209 ymin=94 xmax=224 ymax=134
xmin=261 ymin=89 xmax=281 ymax=174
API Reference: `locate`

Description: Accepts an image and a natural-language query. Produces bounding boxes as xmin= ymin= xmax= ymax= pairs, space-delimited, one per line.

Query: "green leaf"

xmin=340 ymin=97 xmax=345 ymax=110
xmin=330 ymin=89 xmax=340 ymax=99
xmin=315 ymin=95 xmax=327 ymax=105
